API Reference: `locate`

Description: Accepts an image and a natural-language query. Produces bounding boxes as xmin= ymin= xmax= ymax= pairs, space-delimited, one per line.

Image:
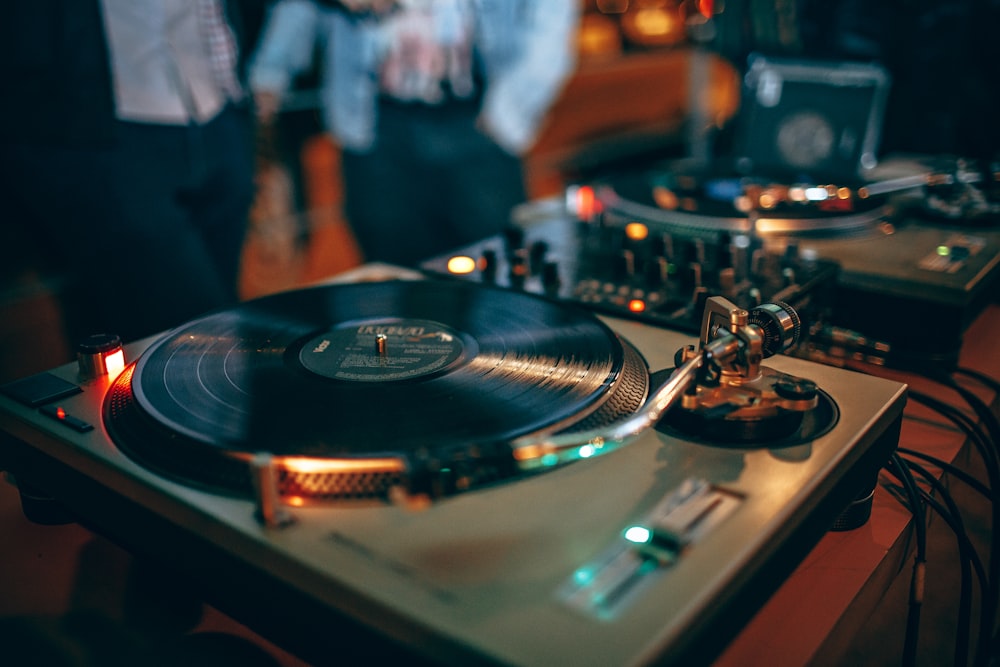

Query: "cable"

xmin=898 ymin=447 xmax=991 ymax=500
xmin=937 ymin=375 xmax=1000 ymax=651
xmin=884 ymin=453 xmax=928 ymax=667
xmin=908 ymin=384 xmax=1000 ymax=634
xmin=907 ymin=389 xmax=998 ymax=480
xmin=940 ymin=377 xmax=1000 ymax=456
xmin=955 ymin=367 xmax=1000 ymax=395
xmin=903 ymin=457 xmax=991 ymax=667
xmin=804 ymin=332 xmax=1000 ymax=660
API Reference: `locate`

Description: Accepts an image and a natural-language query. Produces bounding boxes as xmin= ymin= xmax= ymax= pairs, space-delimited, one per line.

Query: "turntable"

xmin=0 ymin=273 xmax=906 ymax=666
xmin=423 ymin=151 xmax=1000 ymax=372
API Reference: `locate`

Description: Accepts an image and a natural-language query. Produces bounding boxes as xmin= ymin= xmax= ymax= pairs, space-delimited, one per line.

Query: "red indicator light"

xmin=628 ymin=299 xmax=647 ymax=313
xmin=56 ymin=407 xmax=67 ymax=420
xmin=574 ymin=186 xmax=602 ymax=219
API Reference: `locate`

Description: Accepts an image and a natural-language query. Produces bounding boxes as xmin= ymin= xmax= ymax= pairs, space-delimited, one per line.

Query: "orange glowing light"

xmin=574 ymin=185 xmax=601 ymax=219
xmin=286 ymin=496 xmax=306 ymax=507
xmin=104 ymin=349 xmax=126 ymax=378
xmin=56 ymin=407 xmax=67 ymax=420
xmin=280 ymin=456 xmax=405 ymax=474
xmin=625 ymin=222 xmax=649 ymax=241
xmin=633 ymin=8 xmax=675 ymax=37
xmin=628 ymin=299 xmax=647 ymax=313
xmin=446 ymin=255 xmax=477 ymax=275
xmin=652 ymin=185 xmax=679 ymax=210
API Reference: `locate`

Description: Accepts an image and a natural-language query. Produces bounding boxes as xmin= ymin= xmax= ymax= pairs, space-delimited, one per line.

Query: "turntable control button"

xmin=39 ymin=404 xmax=94 ymax=433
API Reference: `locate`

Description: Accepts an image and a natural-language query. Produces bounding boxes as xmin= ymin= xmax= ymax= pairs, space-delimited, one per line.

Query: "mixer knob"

xmin=729 ymin=234 xmax=753 ymax=281
xmin=647 ymin=234 xmax=666 ymax=259
xmin=529 ymin=240 xmax=549 ymax=274
xmin=503 ymin=226 xmax=524 ymax=255
xmin=716 ymin=234 xmax=734 ymax=272
xmin=717 ymin=267 xmax=736 ymax=296
xmin=616 ymin=249 xmax=637 ymax=279
xmin=508 ymin=254 xmax=528 ymax=287
xmin=659 ymin=233 xmax=676 ymax=262
xmin=480 ymin=249 xmax=498 ymax=282
xmin=783 ymin=241 xmax=800 ymax=266
xmin=782 ymin=267 xmax=796 ymax=288
xmin=541 ymin=262 xmax=561 ymax=292
xmin=682 ymin=262 xmax=703 ymax=290
xmin=692 ymin=238 xmax=707 ymax=265
xmin=645 ymin=256 xmax=670 ymax=286
xmin=692 ymin=286 xmax=709 ymax=312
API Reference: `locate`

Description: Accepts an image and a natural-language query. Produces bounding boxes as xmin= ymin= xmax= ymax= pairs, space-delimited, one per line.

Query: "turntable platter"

xmin=104 ymin=280 xmax=649 ymax=500
xmin=595 ymin=160 xmax=892 ymax=237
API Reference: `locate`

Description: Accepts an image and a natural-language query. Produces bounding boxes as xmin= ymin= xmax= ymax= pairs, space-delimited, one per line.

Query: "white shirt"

xmin=377 ymin=0 xmax=476 ymax=104
xmin=100 ymin=0 xmax=240 ymax=124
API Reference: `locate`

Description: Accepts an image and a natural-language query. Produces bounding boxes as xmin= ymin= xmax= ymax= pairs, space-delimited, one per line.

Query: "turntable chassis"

xmin=0 ymin=315 xmax=906 ymax=666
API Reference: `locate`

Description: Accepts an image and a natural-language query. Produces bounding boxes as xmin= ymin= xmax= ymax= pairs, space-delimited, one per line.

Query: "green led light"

xmin=540 ymin=453 xmax=560 ymax=468
xmin=937 ymin=245 xmax=950 ymax=257
xmin=624 ymin=525 xmax=652 ymax=544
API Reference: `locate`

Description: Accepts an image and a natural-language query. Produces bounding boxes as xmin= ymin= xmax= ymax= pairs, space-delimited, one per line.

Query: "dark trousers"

xmin=341 ymin=99 xmax=527 ymax=267
xmin=2 ymin=104 xmax=255 ymax=345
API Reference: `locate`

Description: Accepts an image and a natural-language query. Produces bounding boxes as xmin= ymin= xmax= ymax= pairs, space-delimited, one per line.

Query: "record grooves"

xmin=104 ymin=280 xmax=650 ymax=501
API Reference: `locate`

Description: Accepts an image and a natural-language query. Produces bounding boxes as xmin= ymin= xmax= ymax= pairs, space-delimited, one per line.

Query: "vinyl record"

xmin=595 ymin=160 xmax=890 ymax=238
xmin=104 ymin=279 xmax=649 ymax=499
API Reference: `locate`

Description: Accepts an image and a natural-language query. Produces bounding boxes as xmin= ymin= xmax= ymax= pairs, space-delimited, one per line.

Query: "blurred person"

xmin=0 ymin=0 xmax=256 ymax=347
xmin=249 ymin=0 xmax=580 ymax=267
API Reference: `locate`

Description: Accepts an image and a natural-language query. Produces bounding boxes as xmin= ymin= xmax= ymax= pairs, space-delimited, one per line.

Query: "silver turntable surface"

xmin=0 ymin=270 xmax=906 ymax=666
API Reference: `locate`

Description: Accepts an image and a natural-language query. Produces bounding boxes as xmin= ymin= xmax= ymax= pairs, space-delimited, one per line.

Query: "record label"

xmin=299 ymin=318 xmax=471 ymax=382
